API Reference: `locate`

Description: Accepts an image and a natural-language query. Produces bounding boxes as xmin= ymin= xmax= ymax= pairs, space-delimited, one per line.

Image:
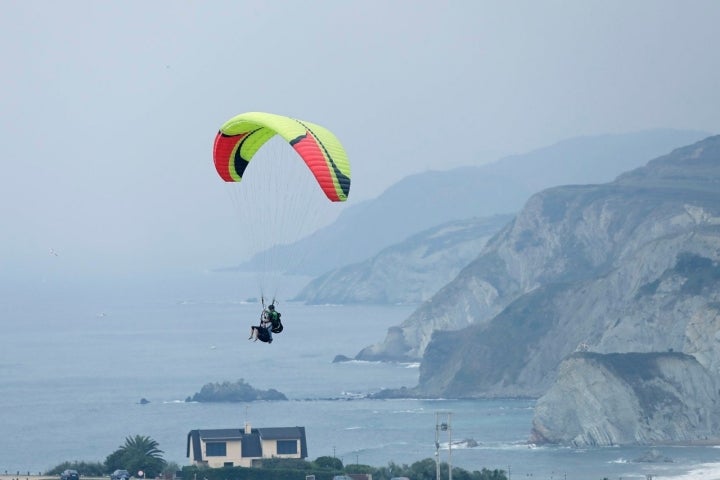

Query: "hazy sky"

xmin=2 ymin=1 xmax=720 ymax=282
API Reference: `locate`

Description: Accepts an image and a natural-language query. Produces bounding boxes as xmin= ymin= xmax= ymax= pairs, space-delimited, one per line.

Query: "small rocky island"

xmin=186 ymin=379 xmax=287 ymax=402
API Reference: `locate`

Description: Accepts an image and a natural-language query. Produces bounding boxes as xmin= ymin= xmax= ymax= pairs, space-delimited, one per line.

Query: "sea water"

xmin=1 ymin=274 xmax=719 ymax=480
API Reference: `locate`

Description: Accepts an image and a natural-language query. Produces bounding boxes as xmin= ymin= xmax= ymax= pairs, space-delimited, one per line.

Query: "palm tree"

xmin=106 ymin=435 xmax=167 ymax=478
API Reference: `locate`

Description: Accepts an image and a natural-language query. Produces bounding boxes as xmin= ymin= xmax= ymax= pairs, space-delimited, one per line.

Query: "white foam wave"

xmin=659 ymin=462 xmax=720 ymax=480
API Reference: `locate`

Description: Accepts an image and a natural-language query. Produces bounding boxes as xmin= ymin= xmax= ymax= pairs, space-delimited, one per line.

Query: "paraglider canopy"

xmin=213 ymin=111 xmax=351 ymax=202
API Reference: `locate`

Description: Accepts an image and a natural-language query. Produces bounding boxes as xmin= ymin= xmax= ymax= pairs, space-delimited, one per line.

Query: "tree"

xmin=313 ymin=456 xmax=344 ymax=470
xmin=46 ymin=461 xmax=105 ymax=476
xmin=161 ymin=462 xmax=181 ymax=480
xmin=345 ymin=464 xmax=375 ymax=475
xmin=105 ymin=435 xmax=167 ymax=478
xmin=407 ymin=458 xmax=438 ymax=480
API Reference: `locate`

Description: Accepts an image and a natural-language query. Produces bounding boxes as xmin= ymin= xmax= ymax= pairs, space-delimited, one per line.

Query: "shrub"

xmin=46 ymin=461 xmax=106 ymax=476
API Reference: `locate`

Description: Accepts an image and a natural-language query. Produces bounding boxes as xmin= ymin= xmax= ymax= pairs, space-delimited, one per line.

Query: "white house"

xmin=186 ymin=423 xmax=308 ymax=468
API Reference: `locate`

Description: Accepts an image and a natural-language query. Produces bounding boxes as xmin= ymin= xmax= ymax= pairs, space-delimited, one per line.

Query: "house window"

xmin=206 ymin=442 xmax=227 ymax=456
xmin=276 ymin=440 xmax=297 ymax=454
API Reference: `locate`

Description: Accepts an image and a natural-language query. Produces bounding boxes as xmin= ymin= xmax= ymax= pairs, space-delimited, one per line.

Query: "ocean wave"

xmin=340 ymin=391 xmax=368 ymax=398
xmin=437 ymin=441 xmax=543 ymax=452
xmin=340 ymin=359 xmax=394 ymax=365
xmin=438 ymin=439 xmax=479 ymax=450
xmin=659 ymin=462 xmax=720 ymax=480
xmin=337 ymin=359 xmax=420 ymax=368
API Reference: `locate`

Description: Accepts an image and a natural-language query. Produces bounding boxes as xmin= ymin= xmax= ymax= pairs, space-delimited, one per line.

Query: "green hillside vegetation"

xmin=580 ymin=351 xmax=694 ymax=412
xmin=637 ymin=252 xmax=720 ymax=297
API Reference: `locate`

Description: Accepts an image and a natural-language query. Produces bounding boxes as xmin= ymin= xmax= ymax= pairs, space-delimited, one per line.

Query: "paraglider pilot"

xmin=249 ymin=302 xmax=282 ymax=343
xmin=248 ymin=324 xmax=272 ymax=343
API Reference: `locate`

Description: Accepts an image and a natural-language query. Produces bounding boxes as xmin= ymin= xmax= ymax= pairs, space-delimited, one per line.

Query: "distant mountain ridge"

xmin=232 ymin=129 xmax=709 ymax=276
xmin=294 ymin=214 xmax=514 ymax=304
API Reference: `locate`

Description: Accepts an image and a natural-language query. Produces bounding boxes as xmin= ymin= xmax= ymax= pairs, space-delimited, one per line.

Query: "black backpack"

xmin=270 ymin=312 xmax=283 ymax=333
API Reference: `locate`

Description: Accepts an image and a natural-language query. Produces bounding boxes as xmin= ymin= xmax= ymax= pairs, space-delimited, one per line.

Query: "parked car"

xmin=111 ymin=470 xmax=131 ymax=480
xmin=60 ymin=470 xmax=79 ymax=480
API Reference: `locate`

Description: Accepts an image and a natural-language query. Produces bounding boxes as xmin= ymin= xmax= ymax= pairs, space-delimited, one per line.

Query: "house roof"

xmin=194 ymin=429 xmax=245 ymax=440
xmin=187 ymin=426 xmax=308 ymax=460
xmin=258 ymin=427 xmax=306 ymax=440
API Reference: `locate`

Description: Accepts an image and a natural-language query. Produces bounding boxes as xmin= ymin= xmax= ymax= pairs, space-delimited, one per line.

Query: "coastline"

xmin=5 ymin=464 xmax=720 ymax=480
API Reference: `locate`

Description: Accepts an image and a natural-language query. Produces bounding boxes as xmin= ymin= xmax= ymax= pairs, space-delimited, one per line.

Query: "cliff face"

xmin=360 ymin=135 xmax=720 ymax=399
xmin=530 ymin=352 xmax=720 ymax=446
xmin=294 ymin=215 xmax=512 ymax=305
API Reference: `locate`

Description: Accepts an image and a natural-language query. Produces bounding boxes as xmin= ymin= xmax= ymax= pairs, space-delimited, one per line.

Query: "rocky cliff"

xmin=359 ymin=135 xmax=720 ymax=398
xmin=294 ymin=215 xmax=512 ymax=305
xmin=530 ymin=352 xmax=720 ymax=446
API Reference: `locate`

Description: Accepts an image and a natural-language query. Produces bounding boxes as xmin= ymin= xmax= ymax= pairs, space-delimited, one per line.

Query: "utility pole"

xmin=435 ymin=411 xmax=453 ymax=480
xmin=435 ymin=422 xmax=440 ymax=480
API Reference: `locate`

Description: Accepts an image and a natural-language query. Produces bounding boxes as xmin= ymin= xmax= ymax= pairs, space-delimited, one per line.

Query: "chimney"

xmin=244 ymin=422 xmax=251 ymax=434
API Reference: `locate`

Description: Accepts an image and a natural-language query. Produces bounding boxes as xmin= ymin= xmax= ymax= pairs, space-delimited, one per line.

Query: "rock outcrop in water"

xmin=186 ymin=379 xmax=287 ymax=402
xmin=530 ymin=352 xmax=720 ymax=446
